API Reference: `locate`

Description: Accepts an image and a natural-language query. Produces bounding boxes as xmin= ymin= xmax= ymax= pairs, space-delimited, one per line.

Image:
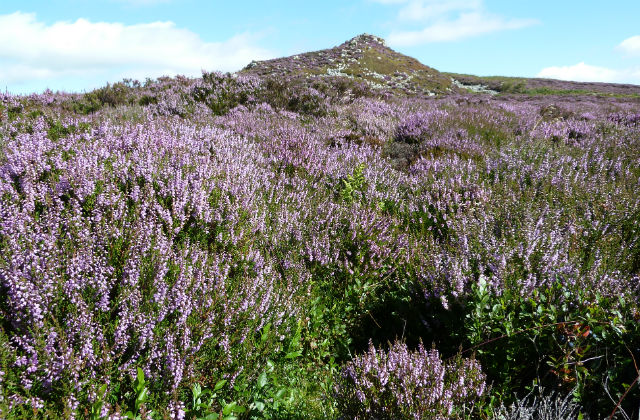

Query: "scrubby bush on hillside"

xmin=335 ymin=340 xmax=486 ymax=420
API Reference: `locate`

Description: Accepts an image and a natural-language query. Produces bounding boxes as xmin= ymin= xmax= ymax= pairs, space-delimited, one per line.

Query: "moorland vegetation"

xmin=1 ymin=35 xmax=639 ymax=419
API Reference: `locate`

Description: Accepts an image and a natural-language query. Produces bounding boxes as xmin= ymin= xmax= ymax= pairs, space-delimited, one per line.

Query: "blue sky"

xmin=2 ymin=0 xmax=640 ymax=94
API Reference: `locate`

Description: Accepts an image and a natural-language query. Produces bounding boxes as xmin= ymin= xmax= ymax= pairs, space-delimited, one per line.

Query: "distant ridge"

xmin=241 ymin=34 xmax=457 ymax=96
xmin=446 ymin=72 xmax=640 ymax=97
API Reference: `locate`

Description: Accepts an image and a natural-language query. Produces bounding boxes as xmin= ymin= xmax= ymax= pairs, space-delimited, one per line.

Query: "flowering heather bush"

xmin=0 ymin=115 xmax=304 ymax=416
xmin=190 ymin=71 xmax=263 ymax=116
xmin=335 ymin=340 xmax=486 ymax=420
xmin=394 ymin=110 xmax=449 ymax=144
xmin=608 ymin=111 xmax=640 ymax=126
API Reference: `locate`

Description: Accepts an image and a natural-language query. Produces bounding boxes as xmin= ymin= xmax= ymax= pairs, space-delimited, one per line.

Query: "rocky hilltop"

xmin=242 ymin=33 xmax=640 ymax=99
xmin=241 ymin=34 xmax=457 ymax=96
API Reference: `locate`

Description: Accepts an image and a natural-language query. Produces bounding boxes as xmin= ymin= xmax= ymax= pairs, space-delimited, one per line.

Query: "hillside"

xmin=1 ymin=33 xmax=640 ymax=420
xmin=242 ymin=33 xmax=640 ymax=100
xmin=241 ymin=33 xmax=458 ymax=96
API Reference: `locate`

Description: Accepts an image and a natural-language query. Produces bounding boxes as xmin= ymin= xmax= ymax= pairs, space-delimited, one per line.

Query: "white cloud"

xmin=0 ymin=12 xmax=274 ymax=92
xmin=618 ymin=35 xmax=640 ymax=55
xmin=537 ymin=62 xmax=640 ymax=84
xmin=536 ymin=36 xmax=640 ymax=85
xmin=371 ymin=0 xmax=537 ymax=46
xmin=388 ymin=12 xmax=536 ymax=45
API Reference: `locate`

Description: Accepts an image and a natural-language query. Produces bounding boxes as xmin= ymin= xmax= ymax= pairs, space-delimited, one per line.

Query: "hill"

xmin=242 ymin=33 xmax=640 ymax=99
xmin=241 ymin=33 xmax=458 ymax=96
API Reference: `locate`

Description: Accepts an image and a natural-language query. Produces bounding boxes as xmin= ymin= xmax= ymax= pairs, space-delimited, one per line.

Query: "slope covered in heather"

xmin=1 ymin=35 xmax=640 ymax=420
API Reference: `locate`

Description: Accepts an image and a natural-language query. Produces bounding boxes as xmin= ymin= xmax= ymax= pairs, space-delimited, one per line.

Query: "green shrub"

xmin=463 ymin=279 xmax=640 ymax=419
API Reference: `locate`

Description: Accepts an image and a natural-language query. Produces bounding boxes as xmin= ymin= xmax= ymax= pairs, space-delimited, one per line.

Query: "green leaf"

xmin=223 ymin=402 xmax=245 ymax=416
xmin=214 ymin=379 xmax=227 ymax=392
xmin=285 ymin=350 xmax=302 ymax=359
xmin=196 ymin=402 xmax=211 ymax=410
xmin=193 ymin=383 xmax=202 ymax=397
xmin=136 ymin=387 xmax=149 ymax=404
xmin=274 ymin=388 xmax=287 ymax=400
xmin=136 ymin=367 xmax=145 ymax=386
xmin=261 ymin=323 xmax=272 ymax=343
xmin=98 ymin=384 xmax=108 ymax=398
xmin=257 ymin=372 xmax=268 ymax=389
